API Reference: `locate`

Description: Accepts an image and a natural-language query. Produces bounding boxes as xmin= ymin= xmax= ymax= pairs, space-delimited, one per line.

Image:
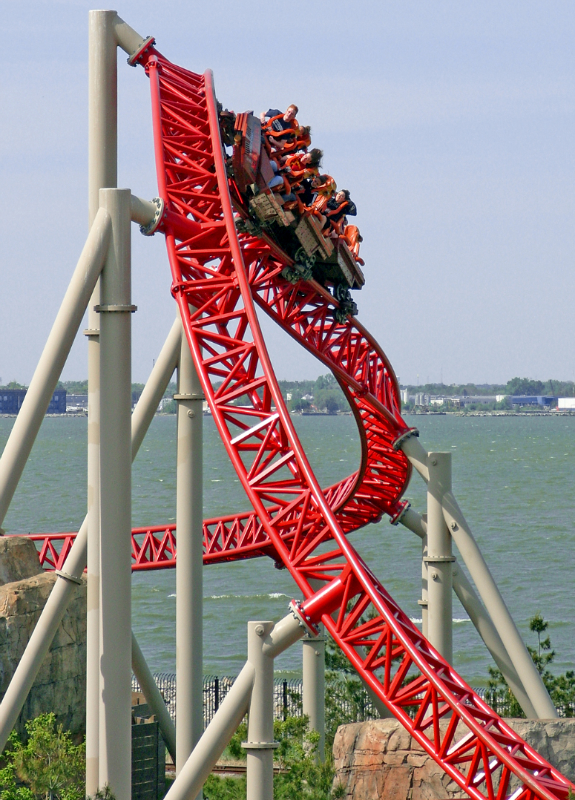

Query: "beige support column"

xmin=426 ymin=453 xmax=453 ymax=663
xmin=398 ymin=506 xmax=538 ymax=718
xmin=98 ymin=188 xmax=133 ymax=800
xmin=165 ymin=611 xmax=304 ymax=800
xmin=419 ymin=530 xmax=429 ymax=639
xmin=0 ymin=319 xmax=180 ymax=754
xmin=86 ymin=11 xmax=118 ymax=793
xmin=442 ymin=492 xmax=557 ymax=719
xmin=175 ymin=318 xmax=204 ymax=777
xmin=245 ymin=622 xmax=277 ymax=800
xmin=302 ymin=629 xmax=325 ymax=761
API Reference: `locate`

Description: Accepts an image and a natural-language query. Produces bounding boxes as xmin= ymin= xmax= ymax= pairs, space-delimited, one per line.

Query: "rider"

xmin=260 ymin=105 xmax=299 ymax=151
xmin=323 ymin=189 xmax=357 ymax=234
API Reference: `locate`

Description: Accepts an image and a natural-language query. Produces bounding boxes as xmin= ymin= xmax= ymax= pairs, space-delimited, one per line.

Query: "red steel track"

xmin=27 ymin=46 xmax=575 ymax=800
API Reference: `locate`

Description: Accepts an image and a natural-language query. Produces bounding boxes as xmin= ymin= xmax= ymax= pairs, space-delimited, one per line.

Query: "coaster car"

xmin=220 ymin=109 xmax=364 ymax=320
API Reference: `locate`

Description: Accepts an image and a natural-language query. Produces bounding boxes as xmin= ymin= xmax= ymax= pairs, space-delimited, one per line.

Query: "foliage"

xmin=0 ymin=381 xmax=28 ymax=390
xmin=486 ymin=614 xmax=575 ymax=717
xmin=324 ymin=636 xmax=376 ymax=744
xmin=204 ymin=715 xmax=344 ymax=800
xmin=0 ymin=714 xmax=85 ymax=800
xmin=87 ymin=789 xmax=116 ymax=800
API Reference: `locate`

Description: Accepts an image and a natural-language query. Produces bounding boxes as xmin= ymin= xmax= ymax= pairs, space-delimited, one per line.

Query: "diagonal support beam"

xmin=398 ymin=435 xmax=557 ymax=719
xmin=397 ymin=506 xmax=537 ymax=718
xmin=0 ymin=317 xmax=182 ymax=753
xmin=0 ymin=208 xmax=111 ymax=529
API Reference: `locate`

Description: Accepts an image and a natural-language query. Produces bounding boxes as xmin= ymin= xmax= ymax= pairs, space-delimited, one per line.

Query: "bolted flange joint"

xmin=127 ymin=36 xmax=156 ymax=67
xmin=289 ymin=599 xmax=319 ymax=637
xmin=389 ymin=499 xmax=410 ymax=526
xmin=392 ymin=427 xmax=420 ymax=451
xmin=139 ymin=197 xmax=165 ymax=236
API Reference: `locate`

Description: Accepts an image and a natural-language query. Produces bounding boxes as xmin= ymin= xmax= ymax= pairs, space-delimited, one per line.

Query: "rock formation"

xmin=0 ymin=536 xmax=86 ymax=736
xmin=333 ymin=718 xmax=575 ymax=799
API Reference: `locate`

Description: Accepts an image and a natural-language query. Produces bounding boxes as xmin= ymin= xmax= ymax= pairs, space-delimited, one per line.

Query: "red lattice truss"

xmin=28 ymin=48 xmax=574 ymax=800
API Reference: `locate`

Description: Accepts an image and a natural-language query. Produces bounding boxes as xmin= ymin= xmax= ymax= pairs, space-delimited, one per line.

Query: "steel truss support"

xmin=175 ymin=311 xmax=204 ymax=776
xmin=0 ymin=317 xmax=181 ymax=754
xmin=165 ymin=612 xmax=305 ymax=800
xmin=399 ymin=435 xmax=556 ymax=718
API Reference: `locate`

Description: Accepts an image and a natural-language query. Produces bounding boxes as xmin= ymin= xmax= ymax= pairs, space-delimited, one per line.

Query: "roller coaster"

xmin=2 ymin=16 xmax=574 ymax=800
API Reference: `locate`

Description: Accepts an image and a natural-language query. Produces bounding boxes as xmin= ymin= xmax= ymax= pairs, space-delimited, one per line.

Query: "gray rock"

xmin=333 ymin=718 xmax=575 ymax=799
xmin=0 ymin=540 xmax=87 ymax=737
xmin=0 ymin=536 xmax=44 ymax=586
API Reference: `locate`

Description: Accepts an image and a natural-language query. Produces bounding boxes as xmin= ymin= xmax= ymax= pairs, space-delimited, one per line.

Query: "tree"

xmin=0 ymin=714 xmax=85 ymax=800
xmin=506 ymin=377 xmax=545 ymax=396
xmin=486 ymin=614 xmax=575 ymax=717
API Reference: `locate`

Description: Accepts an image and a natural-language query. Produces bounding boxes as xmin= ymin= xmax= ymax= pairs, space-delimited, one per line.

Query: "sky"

xmin=1 ymin=1 xmax=574 ymax=387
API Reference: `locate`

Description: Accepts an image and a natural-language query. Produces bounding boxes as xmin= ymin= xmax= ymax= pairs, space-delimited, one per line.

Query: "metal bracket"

xmin=83 ymin=328 xmax=100 ymax=337
xmin=173 ymin=393 xmax=205 ymax=401
xmin=139 ymin=197 xmax=165 ymax=236
xmin=392 ymin=427 xmax=420 ymax=451
xmin=241 ymin=741 xmax=280 ymax=750
xmin=389 ymin=500 xmax=410 ymax=526
xmin=417 ymin=599 xmax=429 ymax=607
xmin=423 ymin=556 xmax=456 ymax=564
xmin=55 ymin=570 xmax=83 ymax=586
xmin=127 ymin=36 xmax=156 ymax=67
xmin=94 ymin=304 xmax=138 ymax=313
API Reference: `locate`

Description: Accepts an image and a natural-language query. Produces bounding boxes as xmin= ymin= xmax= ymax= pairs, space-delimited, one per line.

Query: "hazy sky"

xmin=1 ymin=1 xmax=574 ymax=386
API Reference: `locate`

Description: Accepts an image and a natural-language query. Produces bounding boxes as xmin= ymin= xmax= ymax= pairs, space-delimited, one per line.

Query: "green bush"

xmin=0 ymin=713 xmax=85 ymax=800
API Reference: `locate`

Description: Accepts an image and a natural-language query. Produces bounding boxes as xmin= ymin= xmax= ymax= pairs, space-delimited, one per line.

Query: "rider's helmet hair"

xmin=308 ymin=148 xmax=323 ymax=167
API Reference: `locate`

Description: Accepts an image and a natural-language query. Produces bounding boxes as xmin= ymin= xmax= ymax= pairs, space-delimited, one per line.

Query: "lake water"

xmin=1 ymin=412 xmax=573 ymax=686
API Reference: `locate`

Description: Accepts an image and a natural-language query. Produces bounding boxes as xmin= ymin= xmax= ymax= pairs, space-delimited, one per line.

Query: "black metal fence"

xmin=132 ymin=674 xmax=304 ymax=728
xmin=132 ymin=674 xmax=573 ymax=728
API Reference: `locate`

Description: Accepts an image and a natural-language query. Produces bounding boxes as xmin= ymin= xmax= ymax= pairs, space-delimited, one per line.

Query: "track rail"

xmin=133 ymin=50 xmax=574 ymax=800
xmin=23 ymin=45 xmax=574 ymax=800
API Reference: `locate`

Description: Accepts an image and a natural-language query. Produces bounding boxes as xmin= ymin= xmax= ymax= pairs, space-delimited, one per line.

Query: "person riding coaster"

xmin=221 ymin=104 xmax=365 ymax=315
xmin=260 ymin=105 xmax=300 ymax=154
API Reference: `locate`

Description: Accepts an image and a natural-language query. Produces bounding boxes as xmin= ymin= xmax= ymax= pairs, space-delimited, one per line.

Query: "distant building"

xmin=510 ymin=395 xmax=557 ymax=407
xmin=0 ymin=389 xmax=26 ymax=414
xmin=0 ymin=388 xmax=66 ymax=414
xmin=557 ymin=398 xmax=575 ymax=410
xmin=48 ymin=391 xmax=66 ymax=413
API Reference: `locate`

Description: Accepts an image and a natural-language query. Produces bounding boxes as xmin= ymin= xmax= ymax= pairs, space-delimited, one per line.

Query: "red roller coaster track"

xmin=27 ymin=44 xmax=575 ymax=800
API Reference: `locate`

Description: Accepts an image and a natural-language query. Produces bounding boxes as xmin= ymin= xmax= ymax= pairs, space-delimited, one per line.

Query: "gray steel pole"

xmin=175 ymin=320 xmax=204 ymax=776
xmin=164 ymin=611 xmax=305 ymax=800
xmin=442 ymin=492 xmax=557 ymax=719
xmin=132 ymin=632 xmax=177 ymax=759
xmin=245 ymin=622 xmax=277 ymax=800
xmin=86 ymin=11 xmax=118 ymax=792
xmin=302 ymin=630 xmax=325 ymax=761
xmin=398 ymin=507 xmax=538 ymax=717
xmin=0 ymin=319 xmax=181 ymax=753
xmin=98 ymin=188 xmax=133 ymax=800
xmin=0 ymin=210 xmax=110 ymax=529
xmin=426 ymin=453 xmax=453 ymax=663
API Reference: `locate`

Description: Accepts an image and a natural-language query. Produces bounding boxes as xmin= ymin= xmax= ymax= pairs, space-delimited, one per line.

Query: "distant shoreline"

xmin=3 ymin=410 xmax=575 ymax=420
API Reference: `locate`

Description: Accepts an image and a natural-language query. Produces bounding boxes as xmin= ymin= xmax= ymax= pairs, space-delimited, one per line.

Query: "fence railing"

xmin=132 ymin=674 xmax=573 ymax=729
